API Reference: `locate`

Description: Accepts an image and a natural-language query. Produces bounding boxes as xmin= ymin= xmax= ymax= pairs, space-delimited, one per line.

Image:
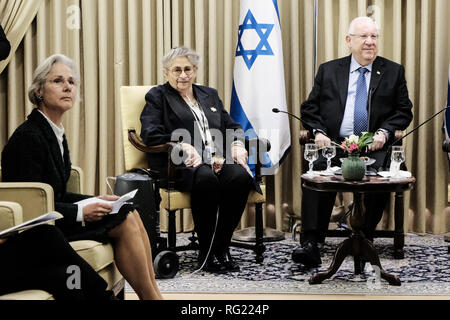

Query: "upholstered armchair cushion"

xmin=0 ymin=167 xmax=124 ymax=300
xmin=0 ymin=201 xmax=23 ymax=231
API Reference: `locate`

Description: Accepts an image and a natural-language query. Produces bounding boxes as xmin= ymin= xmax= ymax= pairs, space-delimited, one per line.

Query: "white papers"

xmin=74 ymin=189 xmax=138 ymax=214
xmin=377 ymin=170 xmax=412 ymax=179
xmin=0 ymin=211 xmax=63 ymax=238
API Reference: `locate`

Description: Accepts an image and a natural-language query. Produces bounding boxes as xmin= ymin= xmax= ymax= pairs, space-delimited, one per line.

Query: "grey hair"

xmin=348 ymin=16 xmax=379 ymax=35
xmin=28 ymin=54 xmax=80 ymax=107
xmin=162 ymin=47 xmax=201 ymax=69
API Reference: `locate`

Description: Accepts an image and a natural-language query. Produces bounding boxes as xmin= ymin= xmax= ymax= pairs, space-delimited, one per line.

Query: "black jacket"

xmin=1 ymin=109 xmax=90 ymax=233
xmin=0 ymin=25 xmax=11 ymax=61
xmin=140 ymin=82 xmax=245 ymax=190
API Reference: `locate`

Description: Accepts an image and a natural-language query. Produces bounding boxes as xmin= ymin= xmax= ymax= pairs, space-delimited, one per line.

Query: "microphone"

xmin=272 ymin=107 xmax=339 ymax=146
xmin=272 ymin=108 xmax=305 ymax=124
xmin=382 ymin=106 xmax=450 ymax=170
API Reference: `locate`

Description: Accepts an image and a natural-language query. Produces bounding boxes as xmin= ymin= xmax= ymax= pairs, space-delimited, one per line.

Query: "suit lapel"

xmin=162 ymin=83 xmax=196 ymax=132
xmin=369 ymin=57 xmax=384 ymax=92
xmin=193 ymin=85 xmax=221 ymax=130
xmin=29 ymin=109 xmax=68 ymax=185
xmin=337 ymin=56 xmax=351 ymax=113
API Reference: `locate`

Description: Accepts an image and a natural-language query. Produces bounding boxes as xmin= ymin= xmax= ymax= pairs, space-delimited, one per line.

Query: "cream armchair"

xmin=0 ymin=166 xmax=124 ymax=300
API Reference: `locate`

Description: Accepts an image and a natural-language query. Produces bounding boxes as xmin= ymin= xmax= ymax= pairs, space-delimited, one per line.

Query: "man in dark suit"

xmin=293 ymin=17 xmax=413 ymax=267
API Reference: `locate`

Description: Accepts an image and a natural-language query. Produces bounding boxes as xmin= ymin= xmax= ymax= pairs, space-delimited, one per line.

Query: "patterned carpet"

xmin=129 ymin=233 xmax=450 ymax=296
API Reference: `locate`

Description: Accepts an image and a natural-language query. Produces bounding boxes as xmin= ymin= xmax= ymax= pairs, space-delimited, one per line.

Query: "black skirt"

xmin=63 ymin=204 xmax=134 ymax=243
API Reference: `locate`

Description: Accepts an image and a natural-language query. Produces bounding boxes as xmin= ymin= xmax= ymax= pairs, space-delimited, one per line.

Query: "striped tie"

xmin=353 ymin=67 xmax=369 ymax=136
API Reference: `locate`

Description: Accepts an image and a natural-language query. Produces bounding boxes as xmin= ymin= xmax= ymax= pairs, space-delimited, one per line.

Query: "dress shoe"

xmin=198 ymin=253 xmax=227 ymax=273
xmin=292 ymin=241 xmax=322 ymax=267
xmin=215 ymin=249 xmax=240 ymax=272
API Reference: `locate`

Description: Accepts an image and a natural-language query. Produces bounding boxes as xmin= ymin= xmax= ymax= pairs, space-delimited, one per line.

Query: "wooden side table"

xmin=301 ymin=174 xmax=415 ymax=286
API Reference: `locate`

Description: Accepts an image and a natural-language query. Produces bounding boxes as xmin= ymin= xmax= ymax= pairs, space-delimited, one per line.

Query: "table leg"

xmin=360 ymin=238 xmax=401 ymax=286
xmin=310 ymin=191 xmax=401 ymax=286
xmin=394 ymin=191 xmax=405 ymax=259
xmin=309 ymin=238 xmax=353 ymax=284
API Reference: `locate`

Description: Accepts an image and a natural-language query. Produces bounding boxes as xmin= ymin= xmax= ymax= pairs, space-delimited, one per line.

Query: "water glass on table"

xmin=322 ymin=145 xmax=336 ymax=174
xmin=304 ymin=143 xmax=319 ymax=177
xmin=390 ymin=146 xmax=405 ymax=178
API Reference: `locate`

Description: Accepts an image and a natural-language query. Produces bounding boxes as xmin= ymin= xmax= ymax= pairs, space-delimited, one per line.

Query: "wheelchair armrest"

xmin=128 ymin=129 xmax=178 ymax=183
xmin=128 ymin=129 xmax=175 ymax=153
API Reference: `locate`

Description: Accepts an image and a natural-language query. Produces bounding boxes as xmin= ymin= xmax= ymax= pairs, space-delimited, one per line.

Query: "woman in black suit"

xmin=0 ymin=225 xmax=116 ymax=300
xmin=140 ymin=47 xmax=255 ymax=273
xmin=1 ymin=54 xmax=162 ymax=300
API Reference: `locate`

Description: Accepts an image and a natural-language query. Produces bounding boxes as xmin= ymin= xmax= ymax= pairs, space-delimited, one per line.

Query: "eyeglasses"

xmin=170 ymin=67 xmax=195 ymax=77
xmin=349 ymin=34 xmax=379 ymax=41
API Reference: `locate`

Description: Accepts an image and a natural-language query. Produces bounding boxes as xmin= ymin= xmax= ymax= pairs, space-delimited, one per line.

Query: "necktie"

xmin=353 ymin=67 xmax=369 ymax=136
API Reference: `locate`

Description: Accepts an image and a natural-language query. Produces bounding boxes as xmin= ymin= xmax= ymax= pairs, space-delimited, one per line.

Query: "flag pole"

xmin=313 ymin=0 xmax=318 ymax=84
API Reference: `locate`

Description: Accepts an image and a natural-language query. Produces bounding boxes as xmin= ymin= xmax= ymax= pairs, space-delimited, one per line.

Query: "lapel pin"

xmin=210 ymin=107 xmax=217 ymax=112
xmin=377 ymin=71 xmax=381 ymax=75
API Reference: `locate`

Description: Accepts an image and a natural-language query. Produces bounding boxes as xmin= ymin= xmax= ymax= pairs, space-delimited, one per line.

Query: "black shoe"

xmin=198 ymin=252 xmax=227 ymax=273
xmin=215 ymin=249 xmax=240 ymax=272
xmin=292 ymin=241 xmax=321 ymax=267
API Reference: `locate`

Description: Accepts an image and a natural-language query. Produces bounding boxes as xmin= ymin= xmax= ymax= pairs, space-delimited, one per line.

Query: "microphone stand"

xmin=382 ymin=106 xmax=450 ymax=170
xmin=272 ymin=108 xmax=342 ymax=148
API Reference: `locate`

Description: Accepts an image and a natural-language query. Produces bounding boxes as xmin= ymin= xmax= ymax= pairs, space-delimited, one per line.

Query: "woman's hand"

xmin=181 ymin=143 xmax=202 ymax=167
xmin=0 ymin=238 xmax=8 ymax=245
xmin=97 ymin=195 xmax=120 ymax=201
xmin=83 ymin=202 xmax=113 ymax=222
xmin=232 ymin=144 xmax=252 ymax=175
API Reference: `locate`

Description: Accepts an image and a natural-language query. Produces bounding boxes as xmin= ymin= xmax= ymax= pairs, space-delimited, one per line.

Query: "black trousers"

xmin=190 ymin=164 xmax=252 ymax=255
xmin=301 ymin=147 xmax=390 ymax=243
xmin=0 ymin=225 xmax=110 ymax=300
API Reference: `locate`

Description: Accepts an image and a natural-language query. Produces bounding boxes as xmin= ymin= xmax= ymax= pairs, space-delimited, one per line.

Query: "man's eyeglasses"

xmin=349 ymin=34 xmax=379 ymax=41
xmin=170 ymin=67 xmax=195 ymax=77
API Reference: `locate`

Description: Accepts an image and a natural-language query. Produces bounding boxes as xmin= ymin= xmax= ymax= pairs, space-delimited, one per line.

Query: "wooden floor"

xmin=125 ymin=292 xmax=450 ymax=300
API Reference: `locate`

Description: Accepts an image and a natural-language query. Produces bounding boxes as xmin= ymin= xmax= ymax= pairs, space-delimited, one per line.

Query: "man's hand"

xmin=314 ymin=132 xmax=331 ymax=149
xmin=181 ymin=143 xmax=202 ymax=167
xmin=369 ymin=131 xmax=386 ymax=151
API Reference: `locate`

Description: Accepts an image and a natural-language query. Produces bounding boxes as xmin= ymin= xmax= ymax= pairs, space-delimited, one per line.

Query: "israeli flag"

xmin=444 ymin=64 xmax=450 ymax=161
xmin=230 ymin=0 xmax=290 ymax=175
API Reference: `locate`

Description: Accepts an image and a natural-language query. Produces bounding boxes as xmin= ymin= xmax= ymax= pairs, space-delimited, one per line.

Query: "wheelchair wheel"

xmin=154 ymin=250 xmax=179 ymax=279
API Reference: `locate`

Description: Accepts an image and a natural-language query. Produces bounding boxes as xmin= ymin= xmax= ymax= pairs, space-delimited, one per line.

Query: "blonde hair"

xmin=28 ymin=54 xmax=79 ymax=106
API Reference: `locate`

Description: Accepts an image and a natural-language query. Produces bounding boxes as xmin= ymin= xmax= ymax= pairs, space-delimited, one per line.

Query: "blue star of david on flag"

xmin=236 ymin=9 xmax=274 ymax=70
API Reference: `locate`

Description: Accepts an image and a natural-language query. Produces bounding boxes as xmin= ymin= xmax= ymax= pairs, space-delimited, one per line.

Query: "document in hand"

xmin=0 ymin=211 xmax=63 ymax=238
xmin=74 ymin=189 xmax=138 ymax=214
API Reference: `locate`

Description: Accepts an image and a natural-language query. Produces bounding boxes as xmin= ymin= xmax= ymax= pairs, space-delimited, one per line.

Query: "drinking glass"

xmin=322 ymin=145 xmax=336 ymax=173
xmin=390 ymin=146 xmax=405 ymax=178
xmin=304 ymin=143 xmax=319 ymax=176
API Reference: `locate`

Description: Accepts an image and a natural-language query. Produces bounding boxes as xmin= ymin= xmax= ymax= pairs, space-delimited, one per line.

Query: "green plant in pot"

xmin=340 ymin=132 xmax=374 ymax=181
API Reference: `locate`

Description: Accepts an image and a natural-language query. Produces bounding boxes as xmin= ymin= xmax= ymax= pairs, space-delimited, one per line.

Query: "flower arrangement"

xmin=340 ymin=132 xmax=374 ymax=155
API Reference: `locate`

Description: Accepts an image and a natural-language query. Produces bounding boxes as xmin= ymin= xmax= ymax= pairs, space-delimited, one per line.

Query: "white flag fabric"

xmin=230 ymin=0 xmax=290 ymax=175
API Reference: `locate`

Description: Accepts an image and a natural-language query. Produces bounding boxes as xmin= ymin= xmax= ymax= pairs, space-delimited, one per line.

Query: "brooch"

xmin=210 ymin=107 xmax=217 ymax=112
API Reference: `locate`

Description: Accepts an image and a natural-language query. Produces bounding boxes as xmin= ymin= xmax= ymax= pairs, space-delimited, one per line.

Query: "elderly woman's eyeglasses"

xmin=170 ymin=67 xmax=195 ymax=77
xmin=349 ymin=34 xmax=379 ymax=41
